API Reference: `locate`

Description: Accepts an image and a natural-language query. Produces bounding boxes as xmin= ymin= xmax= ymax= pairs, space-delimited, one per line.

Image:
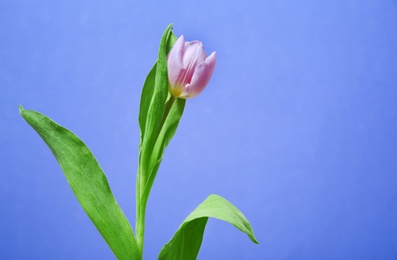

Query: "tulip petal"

xmin=181 ymin=41 xmax=207 ymax=86
xmin=167 ymin=35 xmax=186 ymax=86
xmin=183 ymin=41 xmax=207 ymax=69
xmin=182 ymin=52 xmax=216 ymax=98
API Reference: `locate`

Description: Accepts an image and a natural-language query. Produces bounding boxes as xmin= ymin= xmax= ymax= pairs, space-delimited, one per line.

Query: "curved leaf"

xmin=137 ymin=25 xmax=179 ymax=198
xmin=135 ymin=25 xmax=182 ymax=256
xmin=158 ymin=194 xmax=258 ymax=260
xmin=138 ymin=25 xmax=177 ymax=143
xmin=142 ymin=96 xmax=185 ymax=201
xmin=20 ymin=106 xmax=139 ymax=260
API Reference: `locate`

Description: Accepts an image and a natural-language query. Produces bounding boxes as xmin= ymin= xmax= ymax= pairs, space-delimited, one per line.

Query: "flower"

xmin=167 ymin=35 xmax=216 ymax=99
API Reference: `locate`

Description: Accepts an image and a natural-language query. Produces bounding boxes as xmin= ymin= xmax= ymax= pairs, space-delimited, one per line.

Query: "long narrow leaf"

xmin=143 ymin=97 xmax=185 ymax=200
xmin=158 ymin=194 xmax=258 ymax=260
xmin=135 ymin=25 xmax=180 ymax=257
xmin=138 ymin=29 xmax=177 ymax=144
xmin=138 ymin=62 xmax=157 ymax=144
xmin=137 ymin=24 xmax=179 ymax=203
xmin=20 ymin=106 xmax=140 ymax=260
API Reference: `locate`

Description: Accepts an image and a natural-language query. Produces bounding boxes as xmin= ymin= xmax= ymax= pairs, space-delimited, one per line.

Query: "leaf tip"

xmin=247 ymin=226 xmax=259 ymax=244
xmin=19 ymin=104 xmax=24 ymax=115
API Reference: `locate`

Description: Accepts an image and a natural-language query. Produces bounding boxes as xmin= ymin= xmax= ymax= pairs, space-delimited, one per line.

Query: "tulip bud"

xmin=167 ymin=35 xmax=216 ymax=99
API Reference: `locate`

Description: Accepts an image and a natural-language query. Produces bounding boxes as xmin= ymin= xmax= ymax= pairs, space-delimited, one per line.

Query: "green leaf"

xmin=138 ymin=62 xmax=157 ymax=143
xmin=137 ymin=24 xmax=178 ymax=197
xmin=142 ymin=96 xmax=186 ymax=201
xmin=158 ymin=194 xmax=259 ymax=260
xmin=137 ymin=24 xmax=183 ymax=208
xmin=135 ymin=24 xmax=183 ymax=257
xmin=138 ymin=27 xmax=177 ymax=143
xmin=138 ymin=25 xmax=177 ymax=141
xmin=19 ymin=106 xmax=140 ymax=260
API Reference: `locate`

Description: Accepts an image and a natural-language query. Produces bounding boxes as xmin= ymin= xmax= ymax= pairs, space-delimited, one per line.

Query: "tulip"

xmin=167 ymin=35 xmax=216 ymax=99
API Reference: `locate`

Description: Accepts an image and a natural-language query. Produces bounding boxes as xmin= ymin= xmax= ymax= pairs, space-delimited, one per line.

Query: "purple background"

xmin=1 ymin=1 xmax=397 ymax=259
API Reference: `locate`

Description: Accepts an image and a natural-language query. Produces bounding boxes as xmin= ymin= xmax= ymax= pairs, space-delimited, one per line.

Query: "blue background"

xmin=1 ymin=1 xmax=397 ymax=259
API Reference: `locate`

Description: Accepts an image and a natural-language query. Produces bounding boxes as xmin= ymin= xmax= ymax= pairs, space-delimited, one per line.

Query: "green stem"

xmin=135 ymin=183 xmax=146 ymax=259
xmin=135 ymin=165 xmax=145 ymax=260
xmin=135 ymin=95 xmax=176 ymax=259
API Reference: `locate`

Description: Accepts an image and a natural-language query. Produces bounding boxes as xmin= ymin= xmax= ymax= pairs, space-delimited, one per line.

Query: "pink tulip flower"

xmin=167 ymin=35 xmax=216 ymax=99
